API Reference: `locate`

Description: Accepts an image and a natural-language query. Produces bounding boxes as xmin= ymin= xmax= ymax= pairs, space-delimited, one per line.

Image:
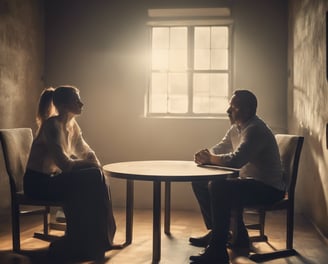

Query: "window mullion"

xmin=188 ymin=26 xmax=194 ymax=114
xmin=167 ymin=27 xmax=171 ymax=113
xmin=228 ymin=24 xmax=233 ymax=99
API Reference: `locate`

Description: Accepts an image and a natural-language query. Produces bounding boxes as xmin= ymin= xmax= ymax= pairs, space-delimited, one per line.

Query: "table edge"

xmin=104 ymin=170 xmax=238 ymax=182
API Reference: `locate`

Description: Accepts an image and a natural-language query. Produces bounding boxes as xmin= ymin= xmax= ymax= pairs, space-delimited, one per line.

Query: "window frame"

xmin=145 ymin=10 xmax=234 ymax=119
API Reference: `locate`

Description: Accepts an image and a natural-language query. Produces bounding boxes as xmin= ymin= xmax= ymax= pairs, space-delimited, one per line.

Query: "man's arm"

xmin=210 ymin=128 xmax=234 ymax=154
xmin=195 ymin=124 xmax=264 ymax=168
xmin=210 ymin=125 xmax=263 ymax=168
xmin=194 ymin=127 xmax=234 ymax=165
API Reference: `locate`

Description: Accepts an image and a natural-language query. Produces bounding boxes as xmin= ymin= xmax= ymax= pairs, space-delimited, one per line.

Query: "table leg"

xmin=153 ymin=181 xmax=161 ymax=263
xmin=125 ymin=180 xmax=134 ymax=246
xmin=164 ymin=181 xmax=171 ymax=235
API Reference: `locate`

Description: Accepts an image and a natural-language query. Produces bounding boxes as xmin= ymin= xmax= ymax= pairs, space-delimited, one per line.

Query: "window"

xmin=146 ymin=8 xmax=233 ymax=118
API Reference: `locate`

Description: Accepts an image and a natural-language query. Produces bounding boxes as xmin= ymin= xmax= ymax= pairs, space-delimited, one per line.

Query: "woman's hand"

xmin=72 ymin=159 xmax=100 ymax=170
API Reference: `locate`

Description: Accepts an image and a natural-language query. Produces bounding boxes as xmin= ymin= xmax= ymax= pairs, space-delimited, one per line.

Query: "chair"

xmin=0 ymin=128 xmax=65 ymax=253
xmin=245 ymin=134 xmax=304 ymax=262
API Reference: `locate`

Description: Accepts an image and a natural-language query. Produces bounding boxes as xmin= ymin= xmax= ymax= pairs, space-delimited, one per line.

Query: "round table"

xmin=103 ymin=160 xmax=239 ymax=263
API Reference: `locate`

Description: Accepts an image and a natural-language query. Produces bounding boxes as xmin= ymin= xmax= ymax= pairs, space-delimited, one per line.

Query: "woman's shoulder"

xmin=41 ymin=116 xmax=63 ymax=134
xmin=43 ymin=116 xmax=61 ymax=126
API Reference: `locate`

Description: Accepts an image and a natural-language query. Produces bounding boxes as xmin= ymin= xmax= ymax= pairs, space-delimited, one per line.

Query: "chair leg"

xmin=34 ymin=206 xmax=50 ymax=240
xmin=286 ymin=204 xmax=294 ymax=249
xmin=249 ymin=249 xmax=297 ymax=262
xmin=249 ymin=207 xmax=298 ymax=262
xmin=259 ymin=210 xmax=265 ymax=237
xmin=12 ymin=203 xmax=21 ymax=252
xmin=34 ymin=206 xmax=62 ymax=242
xmin=43 ymin=206 xmax=51 ymax=236
xmin=248 ymin=210 xmax=268 ymax=242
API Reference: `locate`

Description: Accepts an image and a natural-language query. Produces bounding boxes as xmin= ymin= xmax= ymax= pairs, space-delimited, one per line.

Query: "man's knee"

xmin=209 ymin=179 xmax=243 ymax=208
xmin=208 ymin=179 xmax=237 ymax=199
xmin=209 ymin=178 xmax=229 ymax=191
xmin=192 ymin=180 xmax=208 ymax=191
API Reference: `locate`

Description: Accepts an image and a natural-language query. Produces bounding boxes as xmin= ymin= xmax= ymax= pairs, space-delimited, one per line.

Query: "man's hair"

xmin=233 ymin=90 xmax=257 ymax=117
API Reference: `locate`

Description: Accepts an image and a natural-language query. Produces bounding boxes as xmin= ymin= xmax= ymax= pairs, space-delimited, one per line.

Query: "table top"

xmin=103 ymin=160 xmax=239 ymax=181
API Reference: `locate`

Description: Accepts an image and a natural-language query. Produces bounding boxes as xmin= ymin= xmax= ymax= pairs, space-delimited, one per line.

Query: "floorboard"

xmin=0 ymin=208 xmax=327 ymax=264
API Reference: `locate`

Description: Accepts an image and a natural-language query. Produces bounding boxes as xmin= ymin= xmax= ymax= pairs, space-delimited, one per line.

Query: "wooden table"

xmin=103 ymin=160 xmax=238 ymax=263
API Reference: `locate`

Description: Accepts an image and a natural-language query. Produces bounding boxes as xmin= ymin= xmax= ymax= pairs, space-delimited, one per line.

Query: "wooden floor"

xmin=0 ymin=208 xmax=328 ymax=264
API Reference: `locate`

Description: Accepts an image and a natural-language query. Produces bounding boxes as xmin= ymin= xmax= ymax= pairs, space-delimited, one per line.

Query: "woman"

xmin=24 ymin=85 xmax=116 ymax=262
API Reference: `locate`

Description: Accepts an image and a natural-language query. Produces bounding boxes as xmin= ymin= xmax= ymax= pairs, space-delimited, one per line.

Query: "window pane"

xmin=152 ymin=49 xmax=169 ymax=70
xmin=193 ymin=73 xmax=209 ymax=113
xmin=210 ymin=74 xmax=228 ymax=96
xmin=211 ymin=27 xmax=228 ymax=49
xmin=193 ymin=73 xmax=229 ymax=113
xmin=152 ymin=28 xmax=169 ymax=70
xmin=194 ymin=26 xmax=229 ymax=70
xmin=194 ymin=96 xmax=228 ymax=114
xmin=209 ymin=97 xmax=229 ymax=113
xmin=193 ymin=96 xmax=209 ymax=113
xmin=152 ymin=73 xmax=167 ymax=94
xmin=169 ymin=96 xmax=188 ymax=113
xmin=169 ymin=27 xmax=187 ymax=70
xmin=152 ymin=27 xmax=169 ymax=49
xmin=170 ymin=27 xmax=187 ymax=49
xmin=194 ymin=27 xmax=210 ymax=49
xmin=194 ymin=73 xmax=210 ymax=95
xmin=169 ymin=49 xmax=187 ymax=70
xmin=168 ymin=73 xmax=188 ymax=113
xmin=168 ymin=73 xmax=187 ymax=94
xmin=194 ymin=27 xmax=210 ymax=70
xmin=150 ymin=73 xmax=167 ymax=113
xmin=151 ymin=95 xmax=168 ymax=113
xmin=194 ymin=49 xmax=210 ymax=70
xmin=211 ymin=49 xmax=228 ymax=70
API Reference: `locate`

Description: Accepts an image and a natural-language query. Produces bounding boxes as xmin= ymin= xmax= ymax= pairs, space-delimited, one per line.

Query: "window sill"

xmin=143 ymin=114 xmax=229 ymax=120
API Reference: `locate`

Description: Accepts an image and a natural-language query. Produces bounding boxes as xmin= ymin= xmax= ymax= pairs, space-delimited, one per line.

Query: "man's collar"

xmin=236 ymin=115 xmax=257 ymax=132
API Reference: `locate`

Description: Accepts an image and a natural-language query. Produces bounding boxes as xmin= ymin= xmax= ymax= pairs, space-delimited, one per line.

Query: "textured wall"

xmin=289 ymin=0 xmax=328 ymax=239
xmin=44 ymin=0 xmax=288 ymax=210
xmin=0 ymin=0 xmax=44 ymax=212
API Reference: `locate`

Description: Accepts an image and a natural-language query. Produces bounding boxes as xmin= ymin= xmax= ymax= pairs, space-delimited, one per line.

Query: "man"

xmin=189 ymin=90 xmax=285 ymax=264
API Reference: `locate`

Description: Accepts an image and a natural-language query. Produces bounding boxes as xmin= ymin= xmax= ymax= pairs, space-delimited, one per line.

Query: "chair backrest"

xmin=275 ymin=134 xmax=304 ymax=198
xmin=0 ymin=128 xmax=33 ymax=194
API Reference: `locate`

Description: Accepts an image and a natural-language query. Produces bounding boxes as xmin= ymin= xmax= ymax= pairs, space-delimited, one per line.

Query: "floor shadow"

xmin=0 ymin=249 xmax=111 ymax=264
xmin=0 ymin=250 xmax=33 ymax=264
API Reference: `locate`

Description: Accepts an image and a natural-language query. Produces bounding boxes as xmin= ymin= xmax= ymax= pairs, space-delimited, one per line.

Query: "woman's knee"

xmin=77 ymin=168 xmax=104 ymax=185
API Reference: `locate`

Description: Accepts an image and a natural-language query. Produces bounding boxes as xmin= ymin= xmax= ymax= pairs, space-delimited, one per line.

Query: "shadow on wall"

xmin=295 ymin=127 xmax=328 ymax=240
xmin=0 ymin=143 xmax=11 ymax=214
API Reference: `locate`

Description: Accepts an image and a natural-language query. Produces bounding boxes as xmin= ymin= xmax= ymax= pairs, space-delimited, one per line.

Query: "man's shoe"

xmin=189 ymin=245 xmax=229 ymax=264
xmin=189 ymin=231 xmax=212 ymax=247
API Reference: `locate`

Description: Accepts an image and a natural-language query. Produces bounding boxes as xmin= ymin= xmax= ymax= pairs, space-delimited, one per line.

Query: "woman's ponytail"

xmin=36 ymin=87 xmax=56 ymax=129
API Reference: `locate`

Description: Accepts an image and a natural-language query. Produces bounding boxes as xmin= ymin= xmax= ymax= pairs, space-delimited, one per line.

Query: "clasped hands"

xmin=194 ymin=149 xmax=212 ymax=165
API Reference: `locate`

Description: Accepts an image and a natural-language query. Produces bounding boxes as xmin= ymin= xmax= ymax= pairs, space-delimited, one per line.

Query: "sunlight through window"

xmin=147 ymin=8 xmax=232 ymax=118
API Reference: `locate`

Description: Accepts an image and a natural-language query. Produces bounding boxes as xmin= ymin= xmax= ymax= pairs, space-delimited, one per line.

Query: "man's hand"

xmin=194 ymin=149 xmax=212 ymax=165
